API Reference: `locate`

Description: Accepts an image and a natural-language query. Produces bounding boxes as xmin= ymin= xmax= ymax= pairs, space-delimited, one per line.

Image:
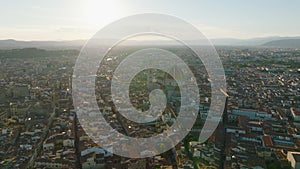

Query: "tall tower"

xmin=68 ymin=76 xmax=72 ymax=90
xmin=9 ymin=102 xmax=17 ymax=117
xmin=220 ymin=93 xmax=229 ymax=169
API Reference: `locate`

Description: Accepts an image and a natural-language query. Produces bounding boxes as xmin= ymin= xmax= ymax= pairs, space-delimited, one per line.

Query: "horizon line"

xmin=1 ymin=35 xmax=300 ymax=42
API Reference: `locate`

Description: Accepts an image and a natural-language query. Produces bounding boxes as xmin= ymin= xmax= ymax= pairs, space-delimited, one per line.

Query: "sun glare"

xmin=84 ymin=0 xmax=123 ymax=27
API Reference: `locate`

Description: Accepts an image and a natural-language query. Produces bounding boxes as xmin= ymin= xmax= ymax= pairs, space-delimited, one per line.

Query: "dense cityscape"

xmin=0 ymin=45 xmax=299 ymax=169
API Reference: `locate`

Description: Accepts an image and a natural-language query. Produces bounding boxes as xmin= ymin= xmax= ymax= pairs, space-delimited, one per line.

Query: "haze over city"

xmin=1 ymin=0 xmax=300 ymax=40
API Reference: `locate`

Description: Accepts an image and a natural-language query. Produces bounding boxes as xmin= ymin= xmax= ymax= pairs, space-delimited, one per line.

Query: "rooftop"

xmin=292 ymin=153 xmax=300 ymax=162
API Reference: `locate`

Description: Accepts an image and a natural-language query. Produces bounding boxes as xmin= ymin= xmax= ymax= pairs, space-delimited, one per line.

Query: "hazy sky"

xmin=1 ymin=0 xmax=299 ymax=40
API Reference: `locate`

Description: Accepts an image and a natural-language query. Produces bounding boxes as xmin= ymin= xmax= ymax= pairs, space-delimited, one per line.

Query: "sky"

xmin=0 ymin=0 xmax=299 ymax=41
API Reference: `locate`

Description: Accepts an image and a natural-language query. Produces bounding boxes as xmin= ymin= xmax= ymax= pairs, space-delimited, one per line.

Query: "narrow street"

xmin=27 ymin=106 xmax=57 ymax=168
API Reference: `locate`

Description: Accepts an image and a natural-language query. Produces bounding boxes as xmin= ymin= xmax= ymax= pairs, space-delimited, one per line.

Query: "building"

xmin=127 ymin=159 xmax=147 ymax=169
xmin=0 ymin=111 xmax=7 ymax=121
xmin=287 ymin=151 xmax=300 ymax=169
xmin=291 ymin=108 xmax=300 ymax=122
xmin=231 ymin=109 xmax=272 ymax=120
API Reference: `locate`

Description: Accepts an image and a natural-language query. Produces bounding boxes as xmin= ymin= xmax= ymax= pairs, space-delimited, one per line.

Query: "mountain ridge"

xmin=0 ymin=36 xmax=300 ymax=49
xmin=263 ymin=39 xmax=300 ymax=48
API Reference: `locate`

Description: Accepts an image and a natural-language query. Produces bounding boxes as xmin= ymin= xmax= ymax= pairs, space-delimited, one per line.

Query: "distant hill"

xmin=211 ymin=37 xmax=283 ymax=46
xmin=263 ymin=39 xmax=300 ymax=48
xmin=0 ymin=39 xmax=85 ymax=50
xmin=1 ymin=37 xmax=300 ymax=49
xmin=0 ymin=39 xmax=122 ymax=50
xmin=0 ymin=48 xmax=79 ymax=58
